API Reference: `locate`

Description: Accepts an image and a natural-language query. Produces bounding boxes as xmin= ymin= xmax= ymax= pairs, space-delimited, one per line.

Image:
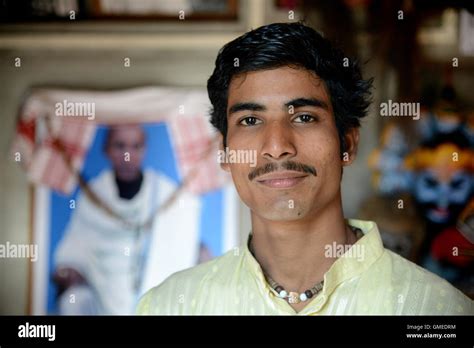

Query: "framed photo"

xmin=24 ymin=88 xmax=239 ymax=315
xmin=0 ymin=0 xmax=239 ymax=22
xmin=89 ymin=0 xmax=239 ymax=21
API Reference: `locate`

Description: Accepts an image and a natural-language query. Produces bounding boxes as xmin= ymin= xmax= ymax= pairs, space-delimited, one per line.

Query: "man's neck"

xmin=249 ymin=195 xmax=356 ymax=298
xmin=115 ymin=171 xmax=143 ymax=200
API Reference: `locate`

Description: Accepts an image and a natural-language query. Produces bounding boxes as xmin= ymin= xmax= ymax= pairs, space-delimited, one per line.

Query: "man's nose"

xmin=436 ymin=184 xmax=451 ymax=208
xmin=260 ymin=120 xmax=296 ymax=160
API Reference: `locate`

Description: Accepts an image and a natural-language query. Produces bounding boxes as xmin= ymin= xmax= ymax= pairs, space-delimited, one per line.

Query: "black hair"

xmin=422 ymin=130 xmax=470 ymax=149
xmin=207 ymin=22 xmax=373 ymax=156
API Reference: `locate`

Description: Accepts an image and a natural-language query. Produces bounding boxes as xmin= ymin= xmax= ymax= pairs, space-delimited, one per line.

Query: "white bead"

xmin=279 ymin=290 xmax=288 ymax=298
xmin=299 ymin=293 xmax=308 ymax=302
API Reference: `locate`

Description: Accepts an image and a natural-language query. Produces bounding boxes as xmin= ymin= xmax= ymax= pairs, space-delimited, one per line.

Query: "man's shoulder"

xmin=87 ymin=169 xmax=113 ymax=189
xmin=144 ymin=169 xmax=200 ymax=202
xmin=382 ymin=249 xmax=451 ymax=287
xmin=144 ymin=169 xmax=173 ymax=185
xmin=136 ymin=247 xmax=240 ymax=314
xmin=167 ymin=248 xmax=238 ymax=285
xmin=375 ymin=249 xmax=473 ymax=314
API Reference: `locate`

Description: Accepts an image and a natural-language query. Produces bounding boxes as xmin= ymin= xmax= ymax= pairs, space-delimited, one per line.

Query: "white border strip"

xmin=31 ymin=186 xmax=51 ymax=315
xmin=222 ymin=183 xmax=239 ymax=252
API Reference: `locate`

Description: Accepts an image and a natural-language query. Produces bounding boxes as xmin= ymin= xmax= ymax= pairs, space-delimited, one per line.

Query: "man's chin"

xmin=116 ymin=172 xmax=141 ymax=182
xmin=253 ymin=208 xmax=312 ymax=222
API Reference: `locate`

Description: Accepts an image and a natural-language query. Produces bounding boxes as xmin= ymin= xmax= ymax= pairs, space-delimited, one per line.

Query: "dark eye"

xmin=423 ymin=177 xmax=438 ymax=188
xmin=294 ymin=114 xmax=316 ymax=123
xmin=114 ymin=142 xmax=126 ymax=151
xmin=450 ymin=177 xmax=466 ymax=189
xmin=239 ymin=116 xmax=262 ymax=126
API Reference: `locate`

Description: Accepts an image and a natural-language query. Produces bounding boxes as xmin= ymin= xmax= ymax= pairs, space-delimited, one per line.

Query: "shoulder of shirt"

xmin=87 ymin=169 xmax=113 ymax=189
xmin=136 ymin=247 xmax=239 ymax=314
xmin=143 ymin=169 xmax=173 ymax=186
xmin=88 ymin=169 xmax=175 ymax=192
xmin=87 ymin=169 xmax=197 ymax=200
xmin=376 ymin=249 xmax=473 ymax=314
xmin=143 ymin=169 xmax=199 ymax=201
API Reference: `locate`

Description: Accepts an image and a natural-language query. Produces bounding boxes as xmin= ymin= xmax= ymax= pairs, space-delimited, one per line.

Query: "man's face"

xmin=105 ymin=125 xmax=146 ymax=182
xmin=224 ymin=66 xmax=348 ymax=221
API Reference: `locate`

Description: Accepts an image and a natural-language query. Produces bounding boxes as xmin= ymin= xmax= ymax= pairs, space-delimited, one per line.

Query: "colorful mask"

xmin=434 ymin=109 xmax=462 ymax=134
xmin=458 ymin=198 xmax=474 ymax=243
xmin=405 ymin=142 xmax=474 ymax=224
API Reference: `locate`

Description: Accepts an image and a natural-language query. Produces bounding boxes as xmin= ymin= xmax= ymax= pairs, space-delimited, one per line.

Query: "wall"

xmin=0 ymin=0 xmax=380 ymax=314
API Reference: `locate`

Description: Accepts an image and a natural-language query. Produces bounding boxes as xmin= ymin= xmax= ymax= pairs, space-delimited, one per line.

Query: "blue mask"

xmin=414 ymin=170 xmax=473 ymax=224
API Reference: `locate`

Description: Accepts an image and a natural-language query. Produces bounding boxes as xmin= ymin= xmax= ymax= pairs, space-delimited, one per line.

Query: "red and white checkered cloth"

xmin=168 ymin=114 xmax=229 ymax=194
xmin=11 ymin=87 xmax=229 ymax=195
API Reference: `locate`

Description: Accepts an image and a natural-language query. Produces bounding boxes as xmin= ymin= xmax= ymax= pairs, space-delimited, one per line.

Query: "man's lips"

xmin=431 ymin=207 xmax=449 ymax=217
xmin=255 ymin=171 xmax=309 ymax=188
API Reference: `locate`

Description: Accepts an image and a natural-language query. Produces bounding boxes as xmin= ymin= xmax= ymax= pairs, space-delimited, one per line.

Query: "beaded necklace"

xmin=249 ymin=225 xmax=364 ymax=304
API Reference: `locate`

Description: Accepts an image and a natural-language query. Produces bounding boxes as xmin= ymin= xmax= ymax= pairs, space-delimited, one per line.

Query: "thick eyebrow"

xmin=228 ymin=97 xmax=329 ymax=116
xmin=228 ymin=102 xmax=266 ymax=115
xmin=284 ymin=97 xmax=329 ymax=110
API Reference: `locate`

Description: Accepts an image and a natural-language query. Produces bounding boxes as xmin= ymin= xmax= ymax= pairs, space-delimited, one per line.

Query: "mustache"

xmin=248 ymin=160 xmax=317 ymax=181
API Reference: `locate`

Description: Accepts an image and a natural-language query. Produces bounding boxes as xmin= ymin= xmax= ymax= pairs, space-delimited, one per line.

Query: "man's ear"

xmin=217 ymin=133 xmax=230 ymax=172
xmin=341 ymin=127 xmax=360 ymax=166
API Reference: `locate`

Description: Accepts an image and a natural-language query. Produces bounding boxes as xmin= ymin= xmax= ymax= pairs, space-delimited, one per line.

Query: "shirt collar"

xmin=242 ymin=219 xmax=385 ymax=314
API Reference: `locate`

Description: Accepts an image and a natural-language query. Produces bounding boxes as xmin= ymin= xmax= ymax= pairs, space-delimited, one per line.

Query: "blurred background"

xmin=0 ymin=0 xmax=473 ymax=314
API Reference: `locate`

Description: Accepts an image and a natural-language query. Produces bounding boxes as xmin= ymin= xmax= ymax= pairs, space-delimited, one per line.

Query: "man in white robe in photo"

xmin=53 ymin=124 xmax=201 ymax=315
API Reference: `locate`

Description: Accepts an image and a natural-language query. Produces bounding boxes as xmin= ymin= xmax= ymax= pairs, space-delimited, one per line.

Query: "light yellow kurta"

xmin=137 ymin=219 xmax=474 ymax=315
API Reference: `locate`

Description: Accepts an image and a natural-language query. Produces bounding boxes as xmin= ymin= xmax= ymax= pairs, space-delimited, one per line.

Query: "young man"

xmin=137 ymin=22 xmax=473 ymax=315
